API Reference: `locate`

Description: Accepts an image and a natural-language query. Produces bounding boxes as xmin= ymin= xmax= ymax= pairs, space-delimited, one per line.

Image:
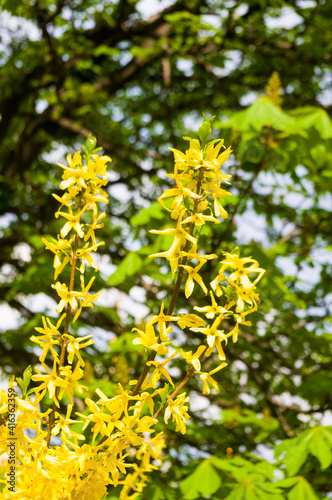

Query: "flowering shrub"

xmin=0 ymin=117 xmax=264 ymax=499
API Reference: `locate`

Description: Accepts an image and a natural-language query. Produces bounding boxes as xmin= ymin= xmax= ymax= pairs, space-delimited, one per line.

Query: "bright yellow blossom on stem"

xmin=180 ymin=345 xmax=206 ymax=371
xmin=180 ymin=261 xmax=208 ymax=298
xmin=56 ymin=206 xmax=87 ymax=238
xmin=200 ymin=363 xmax=227 ymax=395
xmin=7 ymin=122 xmax=266 ymax=500
xmin=147 ymin=351 xmax=178 ymax=388
xmin=30 ymin=314 xmax=65 ymax=362
xmin=132 ymin=323 xmax=173 ymax=354
xmin=164 ymin=393 xmax=190 ymax=434
xmin=51 ymin=282 xmax=83 ymax=313
xmin=194 ymin=290 xmax=228 ymax=319
xmin=146 ymin=302 xmax=180 ymax=341
xmin=32 ymin=361 xmax=68 ymax=407
xmin=63 ymin=333 xmax=94 ymax=365
xmin=76 ymin=241 xmax=105 ymax=273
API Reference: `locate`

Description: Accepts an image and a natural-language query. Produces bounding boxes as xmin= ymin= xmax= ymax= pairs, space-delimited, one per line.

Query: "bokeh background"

xmin=0 ymin=0 xmax=332 ymax=498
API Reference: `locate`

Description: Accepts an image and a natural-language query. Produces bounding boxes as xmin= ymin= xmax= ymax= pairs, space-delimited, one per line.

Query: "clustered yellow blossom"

xmin=145 ymin=116 xmax=265 ymax=401
xmin=265 ymin=71 xmax=283 ymax=107
xmin=0 ymin=122 xmax=265 ymax=500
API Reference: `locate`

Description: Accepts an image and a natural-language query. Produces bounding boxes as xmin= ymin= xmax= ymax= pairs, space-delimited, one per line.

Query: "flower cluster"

xmin=1 ymin=121 xmax=265 ymax=500
xmin=144 ymin=116 xmax=265 ymax=402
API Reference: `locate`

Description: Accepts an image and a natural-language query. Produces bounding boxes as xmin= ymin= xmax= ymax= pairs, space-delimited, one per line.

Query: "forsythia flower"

xmin=132 ymin=323 xmax=174 ymax=354
xmin=51 ymin=282 xmax=83 ymax=313
xmin=200 ymin=363 xmax=227 ymax=395
xmin=164 ymin=393 xmax=190 ymax=434
xmin=31 ymin=361 xmax=68 ymax=407
xmin=180 ymin=345 xmax=206 ymax=371
xmin=180 ymin=261 xmax=208 ymax=298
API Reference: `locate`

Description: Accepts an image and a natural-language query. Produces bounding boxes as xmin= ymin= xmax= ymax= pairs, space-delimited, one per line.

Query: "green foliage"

xmin=198 ymin=113 xmax=215 ymax=149
xmin=130 ymin=203 xmax=164 ymax=227
xmin=275 ymin=426 xmax=332 ymax=475
xmin=220 ymin=97 xmax=298 ymax=133
xmin=16 ymin=365 xmax=32 ymax=399
xmin=180 ymin=459 xmax=221 ymax=499
xmin=108 ymin=252 xmax=144 ymax=286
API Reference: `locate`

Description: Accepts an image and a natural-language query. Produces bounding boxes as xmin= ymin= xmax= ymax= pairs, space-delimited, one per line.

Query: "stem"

xmin=46 ymin=192 xmax=84 ymax=447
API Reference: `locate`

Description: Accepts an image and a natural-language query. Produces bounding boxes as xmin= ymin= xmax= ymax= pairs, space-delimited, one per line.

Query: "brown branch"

xmin=153 ymin=367 xmax=196 ymax=421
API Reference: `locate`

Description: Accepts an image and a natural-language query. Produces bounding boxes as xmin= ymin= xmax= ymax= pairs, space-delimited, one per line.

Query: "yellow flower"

xmin=31 ymin=314 xmax=65 ymax=362
xmin=210 ymin=188 xmax=231 ymax=219
xmin=31 ymin=361 xmax=68 ymax=407
xmin=157 ymin=163 xmax=201 ymax=216
xmin=56 ymin=206 xmax=87 ymax=239
xmin=147 ymin=351 xmax=178 ymax=388
xmin=52 ymin=404 xmax=85 ymax=440
xmin=63 ymin=333 xmax=94 ymax=366
xmin=150 ymin=225 xmax=196 ymax=258
xmin=84 ymin=211 xmax=106 ymax=245
xmin=76 ymin=241 xmax=104 ymax=273
xmin=57 ymin=151 xmax=87 ymax=191
xmin=59 ymin=364 xmax=87 ymax=405
xmin=191 ymin=316 xmax=228 ymax=349
xmin=51 ymin=282 xmax=83 ymax=313
xmin=132 ymin=323 xmax=174 ymax=354
xmin=180 ymin=261 xmax=208 ymax=298
xmin=146 ymin=303 xmax=179 ymax=341
xmin=200 ymin=363 xmax=227 ymax=395
xmin=176 ymin=313 xmax=206 ymax=329
xmin=194 ymin=291 xmax=228 ymax=319
xmin=181 ymin=212 xmax=220 ymax=227
xmin=219 ymin=253 xmax=265 ymax=288
xmin=76 ymin=398 xmax=114 ymax=441
xmin=73 ymin=275 xmax=102 ymax=322
xmin=180 ymin=345 xmax=206 ymax=371
xmin=42 ymin=236 xmax=74 ymax=279
xmin=164 ymin=393 xmax=190 ymax=434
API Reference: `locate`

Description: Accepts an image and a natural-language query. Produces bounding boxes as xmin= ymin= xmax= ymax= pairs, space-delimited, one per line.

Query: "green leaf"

xmin=224 ymin=481 xmax=284 ymax=500
xmin=221 ymin=97 xmax=298 ymax=133
xmin=16 ymin=365 xmax=32 ymax=398
xmin=108 ymin=253 xmax=143 ymax=286
xmin=224 ymin=485 xmax=246 ymax=500
xmin=180 ymin=459 xmax=221 ymax=499
xmin=16 ymin=378 xmax=24 ymax=391
xmin=275 ymin=438 xmax=308 ymax=476
xmin=287 ymin=477 xmax=319 ymax=500
xmin=291 ymin=107 xmax=332 ymax=139
xmin=130 ymin=202 xmax=164 ymax=226
xmin=276 ymin=477 xmax=299 ymax=488
xmin=198 ymin=114 xmax=215 ymax=149
xmin=308 ymin=427 xmax=332 ymax=469
xmin=151 ymin=486 xmax=164 ymax=500
xmin=23 ymin=365 xmax=32 ymax=386
xmin=275 ymin=427 xmax=332 ymax=475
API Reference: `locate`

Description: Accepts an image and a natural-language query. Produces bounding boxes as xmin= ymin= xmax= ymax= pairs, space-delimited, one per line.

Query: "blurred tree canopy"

xmin=0 ymin=0 xmax=332 ymax=498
